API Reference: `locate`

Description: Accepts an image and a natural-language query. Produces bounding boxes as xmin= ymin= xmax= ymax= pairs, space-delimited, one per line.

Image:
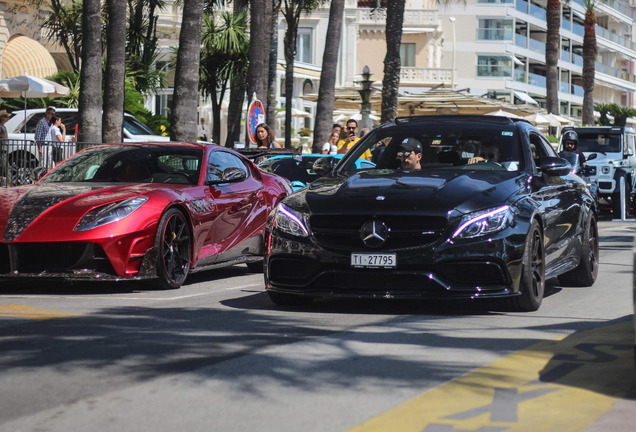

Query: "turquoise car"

xmin=257 ymin=154 xmax=375 ymax=191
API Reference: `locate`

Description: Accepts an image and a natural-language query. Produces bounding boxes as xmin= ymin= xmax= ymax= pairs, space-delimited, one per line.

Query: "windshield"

xmin=339 ymin=121 xmax=523 ymax=173
xmin=41 ymin=145 xmax=203 ymax=184
xmin=575 ymin=132 xmax=621 ymax=153
xmin=124 ymin=117 xmax=156 ymax=135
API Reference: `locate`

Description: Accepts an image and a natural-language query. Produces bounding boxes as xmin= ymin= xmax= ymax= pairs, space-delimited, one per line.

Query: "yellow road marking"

xmin=0 ymin=304 xmax=80 ymax=320
xmin=348 ymin=321 xmax=635 ymax=432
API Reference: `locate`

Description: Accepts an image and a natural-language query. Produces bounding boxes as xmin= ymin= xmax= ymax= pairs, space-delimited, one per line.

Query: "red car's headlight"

xmin=74 ymin=196 xmax=149 ymax=231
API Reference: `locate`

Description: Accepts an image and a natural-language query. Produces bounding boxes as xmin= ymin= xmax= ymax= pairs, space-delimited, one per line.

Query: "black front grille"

xmin=309 ymin=214 xmax=448 ymax=251
xmin=0 ymin=242 xmax=115 ymax=275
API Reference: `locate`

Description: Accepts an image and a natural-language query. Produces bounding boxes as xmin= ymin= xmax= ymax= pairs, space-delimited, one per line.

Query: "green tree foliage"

xmin=594 ymin=103 xmax=636 ymax=126
xmin=200 ymin=9 xmax=249 ymax=144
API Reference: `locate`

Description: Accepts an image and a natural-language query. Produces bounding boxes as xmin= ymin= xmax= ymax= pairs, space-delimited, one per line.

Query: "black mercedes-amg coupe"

xmin=264 ymin=115 xmax=599 ymax=311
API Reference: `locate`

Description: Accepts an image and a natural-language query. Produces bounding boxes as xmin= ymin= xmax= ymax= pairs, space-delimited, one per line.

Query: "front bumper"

xmin=265 ymin=228 xmax=528 ymax=301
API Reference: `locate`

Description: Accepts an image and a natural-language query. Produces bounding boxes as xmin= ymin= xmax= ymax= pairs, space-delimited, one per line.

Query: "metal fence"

xmin=1 ymin=139 xmax=99 ymax=187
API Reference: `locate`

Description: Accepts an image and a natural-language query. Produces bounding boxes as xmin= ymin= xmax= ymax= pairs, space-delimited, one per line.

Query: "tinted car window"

xmin=207 ymin=151 xmax=249 ymax=183
xmin=342 ymin=121 xmax=523 ymax=172
xmin=41 ymin=145 xmax=203 ymax=184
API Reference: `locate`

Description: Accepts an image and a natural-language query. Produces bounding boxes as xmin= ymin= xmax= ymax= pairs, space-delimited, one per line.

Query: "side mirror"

xmin=541 ymin=157 xmax=572 ymax=177
xmin=586 ymin=153 xmax=597 ymax=162
xmin=312 ymin=157 xmax=336 ymax=177
xmin=207 ymin=167 xmax=246 ymax=185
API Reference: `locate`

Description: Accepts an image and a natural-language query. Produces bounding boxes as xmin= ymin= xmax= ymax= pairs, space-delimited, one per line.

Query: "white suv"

xmin=6 ymin=108 xmax=169 ymax=142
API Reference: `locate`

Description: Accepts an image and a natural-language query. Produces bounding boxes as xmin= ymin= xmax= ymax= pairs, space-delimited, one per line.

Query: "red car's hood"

xmin=0 ymin=182 xmax=170 ymax=242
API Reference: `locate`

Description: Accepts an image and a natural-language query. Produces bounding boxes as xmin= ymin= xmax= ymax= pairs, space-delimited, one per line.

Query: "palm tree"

xmin=78 ymin=0 xmax=103 ymax=144
xmin=312 ymin=0 xmax=345 ymax=153
xmin=545 ymin=0 xmax=565 ymax=114
xmin=266 ymin=1 xmax=283 ymax=126
xmin=281 ymin=0 xmax=322 ymax=148
xmin=42 ymin=0 xmax=83 ymax=73
xmin=127 ymin=0 xmax=166 ymax=95
xmin=381 ymin=0 xmax=406 ymax=124
xmin=170 ymin=0 xmax=204 ymax=141
xmin=103 ymin=0 xmax=127 ymax=143
xmin=247 ymin=0 xmax=273 ymax=105
xmin=582 ymin=0 xmax=597 ymax=125
xmin=200 ymin=10 xmax=249 ymax=145
xmin=226 ymin=0 xmax=250 ymax=148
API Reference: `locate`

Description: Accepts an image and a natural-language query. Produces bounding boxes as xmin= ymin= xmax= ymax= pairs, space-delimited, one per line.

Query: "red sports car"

xmin=0 ymin=142 xmax=291 ymax=288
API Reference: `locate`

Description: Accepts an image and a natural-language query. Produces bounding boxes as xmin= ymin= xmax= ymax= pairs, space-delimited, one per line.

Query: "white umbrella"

xmin=485 ymin=109 xmax=522 ymax=119
xmin=276 ymin=107 xmax=311 ymax=118
xmin=0 ymin=74 xmax=70 ymax=139
xmin=0 ymin=74 xmax=69 ymax=98
xmin=524 ymin=113 xmax=551 ymax=125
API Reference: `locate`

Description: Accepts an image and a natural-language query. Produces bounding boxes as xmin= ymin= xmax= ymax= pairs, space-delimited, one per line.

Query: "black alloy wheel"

xmin=511 ymin=220 xmax=545 ymax=312
xmin=557 ymin=215 xmax=599 ymax=287
xmin=155 ymin=208 xmax=192 ymax=289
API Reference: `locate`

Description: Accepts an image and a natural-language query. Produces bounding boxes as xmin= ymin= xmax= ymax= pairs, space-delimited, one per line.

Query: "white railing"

xmin=358 ymin=9 xmax=439 ymax=27
xmin=400 ymin=67 xmax=453 ymax=84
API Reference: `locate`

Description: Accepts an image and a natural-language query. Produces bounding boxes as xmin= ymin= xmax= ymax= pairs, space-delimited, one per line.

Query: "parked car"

xmin=258 ymin=154 xmax=375 ymax=191
xmin=0 ymin=142 xmax=291 ymax=288
xmin=6 ymin=108 xmax=168 ymax=143
xmin=265 ymin=115 xmax=599 ymax=311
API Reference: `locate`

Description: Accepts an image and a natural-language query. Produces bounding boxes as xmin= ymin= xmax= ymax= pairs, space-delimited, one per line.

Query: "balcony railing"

xmin=400 ymin=67 xmax=452 ymax=83
xmin=358 ymin=8 xmax=438 ymax=27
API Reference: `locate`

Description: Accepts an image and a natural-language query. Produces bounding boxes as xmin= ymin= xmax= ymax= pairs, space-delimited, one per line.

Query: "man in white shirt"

xmin=197 ymin=118 xmax=210 ymax=141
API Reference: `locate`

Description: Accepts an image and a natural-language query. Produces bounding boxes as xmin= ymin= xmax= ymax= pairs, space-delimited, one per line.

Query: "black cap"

xmin=400 ymin=138 xmax=423 ymax=154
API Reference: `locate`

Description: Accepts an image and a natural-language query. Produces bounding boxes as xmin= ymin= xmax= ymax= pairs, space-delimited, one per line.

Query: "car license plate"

xmin=351 ymin=253 xmax=396 ymax=268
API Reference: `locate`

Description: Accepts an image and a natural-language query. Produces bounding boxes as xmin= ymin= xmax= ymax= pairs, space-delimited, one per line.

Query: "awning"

xmin=1 ymin=35 xmax=58 ymax=79
xmin=514 ymin=90 xmax=539 ymax=105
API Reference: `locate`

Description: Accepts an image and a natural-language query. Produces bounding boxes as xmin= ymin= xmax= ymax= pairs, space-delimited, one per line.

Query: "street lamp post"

xmin=449 ymin=17 xmax=456 ymax=90
xmin=358 ymin=65 xmax=374 ymax=130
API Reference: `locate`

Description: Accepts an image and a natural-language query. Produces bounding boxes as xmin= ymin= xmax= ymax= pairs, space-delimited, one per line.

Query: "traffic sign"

xmin=247 ymin=97 xmax=265 ymax=144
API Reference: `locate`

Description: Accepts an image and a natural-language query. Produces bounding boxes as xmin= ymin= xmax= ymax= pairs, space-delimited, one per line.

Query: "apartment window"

xmin=477 ymin=18 xmax=513 ymax=41
xmin=296 ymin=28 xmax=312 ymax=63
xmin=400 ymin=43 xmax=416 ymax=67
xmin=477 ymin=55 xmax=513 ymax=77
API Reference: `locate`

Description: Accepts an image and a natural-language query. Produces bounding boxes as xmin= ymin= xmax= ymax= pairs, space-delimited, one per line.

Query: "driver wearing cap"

xmin=397 ymin=138 xmax=423 ymax=170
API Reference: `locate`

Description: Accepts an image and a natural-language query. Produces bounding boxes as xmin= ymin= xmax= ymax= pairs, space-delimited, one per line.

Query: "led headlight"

xmin=601 ymin=166 xmax=611 ymax=175
xmin=273 ymin=203 xmax=309 ymax=237
xmin=75 ymin=196 xmax=149 ymax=231
xmin=452 ymin=205 xmax=512 ymax=239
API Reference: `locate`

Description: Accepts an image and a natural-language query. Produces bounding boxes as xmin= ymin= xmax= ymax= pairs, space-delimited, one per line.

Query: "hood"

xmin=291 ymin=169 xmax=525 ymax=217
xmin=0 ymin=182 xmax=169 ymax=242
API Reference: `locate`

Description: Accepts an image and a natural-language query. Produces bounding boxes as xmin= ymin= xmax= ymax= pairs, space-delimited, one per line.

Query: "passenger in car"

xmin=396 ymin=138 xmax=423 ymax=170
xmin=468 ymin=141 xmax=500 ymax=164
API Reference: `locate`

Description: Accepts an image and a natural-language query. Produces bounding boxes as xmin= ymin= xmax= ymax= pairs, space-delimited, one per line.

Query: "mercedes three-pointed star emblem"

xmin=360 ymin=219 xmax=389 ymax=248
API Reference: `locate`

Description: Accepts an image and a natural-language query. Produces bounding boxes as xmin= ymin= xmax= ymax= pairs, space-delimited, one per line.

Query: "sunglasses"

xmin=347 ymin=126 xmax=357 ymax=130
xmin=396 ymin=151 xmax=413 ymax=158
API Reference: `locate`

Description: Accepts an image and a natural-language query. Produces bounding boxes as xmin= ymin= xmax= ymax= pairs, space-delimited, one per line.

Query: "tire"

xmin=154 ymin=208 xmax=192 ymax=290
xmin=611 ymin=174 xmax=630 ymax=219
xmin=557 ymin=215 xmax=599 ymax=287
xmin=510 ymin=220 xmax=545 ymax=312
xmin=267 ymin=290 xmax=313 ymax=306
xmin=246 ymin=260 xmax=264 ymax=273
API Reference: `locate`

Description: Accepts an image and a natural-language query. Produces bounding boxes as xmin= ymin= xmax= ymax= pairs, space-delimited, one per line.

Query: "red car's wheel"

xmin=155 ymin=208 xmax=191 ymax=289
